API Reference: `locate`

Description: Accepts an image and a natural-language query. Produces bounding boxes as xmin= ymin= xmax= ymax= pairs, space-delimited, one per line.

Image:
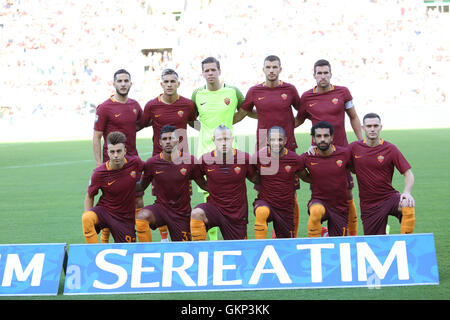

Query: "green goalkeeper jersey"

xmin=191 ymin=83 xmax=244 ymax=157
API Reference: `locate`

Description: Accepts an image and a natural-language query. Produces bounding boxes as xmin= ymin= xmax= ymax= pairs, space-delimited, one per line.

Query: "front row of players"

xmin=82 ymin=113 xmax=415 ymax=243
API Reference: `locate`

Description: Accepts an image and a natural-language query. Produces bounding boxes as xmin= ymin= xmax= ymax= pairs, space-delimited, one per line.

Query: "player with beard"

xmin=92 ymin=69 xmax=143 ymax=243
xmin=135 ymin=125 xmax=207 ymax=241
xmin=297 ymin=121 xmax=352 ymax=237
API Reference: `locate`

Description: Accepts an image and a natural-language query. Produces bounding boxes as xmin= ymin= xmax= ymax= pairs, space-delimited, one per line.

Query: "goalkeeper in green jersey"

xmin=191 ymin=56 xmax=255 ymax=240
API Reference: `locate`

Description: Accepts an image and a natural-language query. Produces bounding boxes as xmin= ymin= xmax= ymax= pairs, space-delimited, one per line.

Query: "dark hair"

xmin=114 ymin=69 xmax=131 ymax=81
xmin=160 ymin=124 xmax=177 ymax=138
xmin=264 ymin=55 xmax=281 ymax=65
xmin=313 ymin=59 xmax=331 ymax=73
xmin=268 ymin=126 xmax=286 ymax=139
xmin=363 ymin=112 xmax=381 ymax=123
xmin=161 ymin=68 xmax=179 ymax=78
xmin=107 ymin=131 xmax=127 ymax=145
xmin=201 ymin=57 xmax=220 ymax=71
xmin=311 ymin=121 xmax=334 ymax=136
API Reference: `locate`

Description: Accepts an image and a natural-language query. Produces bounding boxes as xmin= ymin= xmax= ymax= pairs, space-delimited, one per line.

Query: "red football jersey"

xmin=139 ymin=95 xmax=196 ymax=155
xmin=200 ymin=149 xmax=255 ymax=225
xmin=349 ymin=139 xmax=411 ymax=212
xmin=299 ymin=145 xmax=352 ymax=212
xmin=241 ymin=81 xmax=301 ymax=151
xmin=252 ymin=147 xmax=303 ymax=210
xmin=141 ymin=153 xmax=201 ymax=214
xmin=299 ymin=85 xmax=353 ymax=146
xmin=88 ymin=156 xmax=144 ymax=223
xmin=94 ymin=96 xmax=143 ymax=161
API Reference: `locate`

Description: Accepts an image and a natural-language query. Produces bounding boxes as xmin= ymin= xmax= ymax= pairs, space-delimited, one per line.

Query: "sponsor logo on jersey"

xmin=107 ymin=180 xmax=116 ymax=186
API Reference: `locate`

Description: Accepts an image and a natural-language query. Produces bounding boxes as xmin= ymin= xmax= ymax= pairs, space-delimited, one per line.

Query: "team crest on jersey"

xmin=234 ymin=166 xmax=241 ymax=174
xmin=130 ymin=171 xmax=137 ymax=178
xmin=332 ymin=98 xmax=339 ymax=104
xmin=180 ymin=168 xmax=187 ymax=175
xmin=377 ymin=155 xmax=385 ymax=163
xmin=285 ymin=165 xmax=292 ymax=172
xmin=133 ymin=108 xmax=137 ymax=114
xmin=336 ymin=160 xmax=343 ymax=167
xmin=224 ymin=97 xmax=231 ymax=105
xmin=178 ymin=110 xmax=184 ymax=117
xmin=281 ymin=93 xmax=288 ymax=100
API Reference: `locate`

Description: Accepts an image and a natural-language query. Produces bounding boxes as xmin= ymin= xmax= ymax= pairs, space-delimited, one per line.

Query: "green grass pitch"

xmin=0 ymin=128 xmax=449 ymax=300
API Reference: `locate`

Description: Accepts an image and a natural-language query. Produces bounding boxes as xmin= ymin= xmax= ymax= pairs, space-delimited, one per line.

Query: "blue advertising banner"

xmin=63 ymin=234 xmax=439 ymax=295
xmin=0 ymin=243 xmax=66 ymax=296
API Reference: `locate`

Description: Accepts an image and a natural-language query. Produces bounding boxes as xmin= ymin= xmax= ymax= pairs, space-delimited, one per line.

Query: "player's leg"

xmin=135 ymin=207 xmax=154 ymax=242
xmin=293 ymin=194 xmax=300 ymax=237
xmin=100 ymin=228 xmax=111 ymax=243
xmin=190 ymin=205 xmax=208 ymax=241
xmin=204 ymin=192 xmax=218 ymax=240
xmin=307 ymin=202 xmax=326 ymax=237
xmin=81 ymin=210 xmax=99 ymax=243
xmin=254 ymin=204 xmax=271 ymax=239
xmin=346 ymin=172 xmax=358 ymax=236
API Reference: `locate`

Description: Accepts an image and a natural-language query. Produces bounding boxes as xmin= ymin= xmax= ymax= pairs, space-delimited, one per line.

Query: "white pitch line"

xmin=0 ymin=152 xmax=153 ymax=169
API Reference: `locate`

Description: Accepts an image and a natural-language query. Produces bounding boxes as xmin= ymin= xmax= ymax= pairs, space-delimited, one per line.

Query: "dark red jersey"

xmin=241 ymin=81 xmax=301 ymax=151
xmin=200 ymin=149 xmax=256 ymax=225
xmin=252 ymin=147 xmax=302 ymax=210
xmin=299 ymin=85 xmax=353 ymax=147
xmin=94 ymin=96 xmax=143 ymax=161
xmin=299 ymin=145 xmax=352 ymax=212
xmin=349 ymin=139 xmax=411 ymax=212
xmin=88 ymin=156 xmax=144 ymax=223
xmin=141 ymin=153 xmax=201 ymax=214
xmin=139 ymin=95 xmax=196 ymax=155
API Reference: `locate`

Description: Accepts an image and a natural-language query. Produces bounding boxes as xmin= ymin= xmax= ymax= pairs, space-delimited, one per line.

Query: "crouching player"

xmin=349 ymin=113 xmax=415 ymax=235
xmin=82 ymin=131 xmax=144 ymax=243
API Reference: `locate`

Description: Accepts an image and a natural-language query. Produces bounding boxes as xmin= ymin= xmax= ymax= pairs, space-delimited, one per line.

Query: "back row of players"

xmin=81 ymin=56 xmax=415 ymax=243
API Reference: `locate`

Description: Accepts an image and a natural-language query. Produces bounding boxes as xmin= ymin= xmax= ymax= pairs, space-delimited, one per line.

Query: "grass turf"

xmin=0 ymin=128 xmax=448 ymax=300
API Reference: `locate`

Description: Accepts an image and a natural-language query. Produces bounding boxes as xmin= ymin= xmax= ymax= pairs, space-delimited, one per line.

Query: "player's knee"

xmin=82 ymin=211 xmax=98 ymax=228
xmin=309 ymin=204 xmax=325 ymax=223
xmin=137 ymin=209 xmax=156 ymax=226
xmin=191 ymin=208 xmax=206 ymax=222
xmin=255 ymin=206 xmax=270 ymax=220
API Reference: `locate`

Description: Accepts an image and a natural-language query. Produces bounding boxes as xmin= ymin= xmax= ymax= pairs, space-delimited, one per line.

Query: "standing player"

xmin=191 ymin=57 xmax=248 ymax=240
xmin=252 ymin=126 xmax=310 ymax=239
xmin=92 ymin=69 xmax=143 ymax=242
xmin=82 ymin=131 xmax=143 ymax=243
xmin=138 ymin=68 xmax=197 ymax=241
xmin=233 ymin=55 xmax=303 ymax=237
xmin=296 ymin=59 xmax=362 ymax=236
xmin=350 ymin=113 xmax=415 ymax=235
xmin=297 ymin=122 xmax=352 ymax=237
xmin=190 ymin=125 xmax=258 ymax=241
xmin=135 ymin=125 xmax=207 ymax=242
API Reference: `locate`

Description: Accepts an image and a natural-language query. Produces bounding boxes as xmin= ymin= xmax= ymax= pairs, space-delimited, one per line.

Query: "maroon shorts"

xmin=143 ymin=203 xmax=191 ymax=241
xmin=91 ymin=206 xmax=136 ymax=243
xmin=308 ymin=199 xmax=348 ymax=237
xmin=195 ymin=203 xmax=247 ymax=240
xmin=361 ymin=193 xmax=401 ymax=235
xmin=254 ymin=199 xmax=295 ymax=238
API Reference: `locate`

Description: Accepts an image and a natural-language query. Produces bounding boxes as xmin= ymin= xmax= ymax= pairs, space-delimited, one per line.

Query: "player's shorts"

xmin=308 ymin=199 xmax=348 ymax=237
xmin=361 ymin=193 xmax=401 ymax=235
xmin=254 ymin=199 xmax=295 ymax=238
xmin=91 ymin=206 xmax=136 ymax=243
xmin=195 ymin=203 xmax=247 ymax=240
xmin=143 ymin=203 xmax=191 ymax=241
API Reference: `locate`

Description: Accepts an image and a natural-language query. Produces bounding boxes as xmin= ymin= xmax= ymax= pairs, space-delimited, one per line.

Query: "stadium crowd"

xmin=0 ymin=0 xmax=449 ymax=132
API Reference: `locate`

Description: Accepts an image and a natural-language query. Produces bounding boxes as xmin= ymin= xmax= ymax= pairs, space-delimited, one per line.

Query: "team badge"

xmin=377 ymin=155 xmax=385 ymax=163
xmin=234 ymin=166 xmax=241 ymax=174
xmin=332 ymin=98 xmax=339 ymax=104
xmin=130 ymin=171 xmax=137 ymax=178
xmin=224 ymin=97 xmax=231 ymax=105
xmin=336 ymin=160 xmax=343 ymax=167
xmin=180 ymin=168 xmax=187 ymax=175
xmin=133 ymin=108 xmax=137 ymax=114
xmin=281 ymin=93 xmax=288 ymax=100
xmin=178 ymin=110 xmax=184 ymax=117
xmin=285 ymin=165 xmax=291 ymax=172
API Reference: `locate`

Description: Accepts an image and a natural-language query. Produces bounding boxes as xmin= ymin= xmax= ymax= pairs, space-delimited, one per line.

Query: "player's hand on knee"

xmin=400 ymin=193 xmax=415 ymax=208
